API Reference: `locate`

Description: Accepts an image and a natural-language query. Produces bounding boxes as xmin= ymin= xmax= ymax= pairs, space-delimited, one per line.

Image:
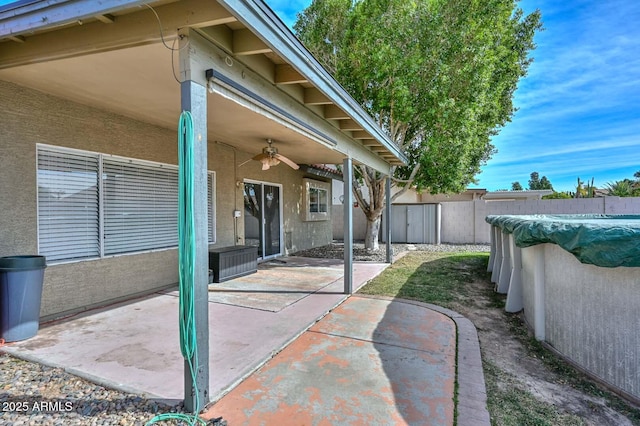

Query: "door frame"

xmin=243 ymin=178 xmax=284 ymax=260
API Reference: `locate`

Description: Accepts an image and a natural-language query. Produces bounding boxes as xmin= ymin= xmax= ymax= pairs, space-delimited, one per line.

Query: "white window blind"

xmin=208 ymin=172 xmax=216 ymax=243
xmin=38 ymin=147 xmax=215 ymax=262
xmin=37 ymin=149 xmax=100 ymax=261
xmin=103 ymin=159 xmax=179 ymax=255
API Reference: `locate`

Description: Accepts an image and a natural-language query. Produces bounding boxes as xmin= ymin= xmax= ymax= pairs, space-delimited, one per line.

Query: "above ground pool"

xmin=486 ymin=214 xmax=640 ymax=403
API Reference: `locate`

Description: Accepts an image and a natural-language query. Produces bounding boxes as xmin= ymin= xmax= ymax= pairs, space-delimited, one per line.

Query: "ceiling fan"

xmin=250 ymin=139 xmax=299 ymax=171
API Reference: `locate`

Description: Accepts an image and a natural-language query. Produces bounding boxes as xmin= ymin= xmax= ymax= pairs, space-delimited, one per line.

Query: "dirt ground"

xmin=449 ymin=269 xmax=640 ymax=426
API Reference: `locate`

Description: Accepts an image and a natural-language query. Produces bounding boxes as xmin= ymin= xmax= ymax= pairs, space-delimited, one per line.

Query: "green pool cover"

xmin=485 ymin=214 xmax=640 ymax=268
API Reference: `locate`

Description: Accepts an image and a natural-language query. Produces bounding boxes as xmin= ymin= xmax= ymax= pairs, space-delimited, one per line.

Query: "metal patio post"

xmin=179 ymin=29 xmax=210 ymax=413
xmin=343 ymin=157 xmax=353 ymax=294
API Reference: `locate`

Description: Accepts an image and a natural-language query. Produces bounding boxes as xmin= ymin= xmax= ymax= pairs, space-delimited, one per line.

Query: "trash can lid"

xmin=0 ymin=255 xmax=47 ymax=271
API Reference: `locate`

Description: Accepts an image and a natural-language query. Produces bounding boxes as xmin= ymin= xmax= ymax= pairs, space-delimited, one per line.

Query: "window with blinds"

xmin=37 ymin=146 xmax=216 ymax=263
xmin=103 ymin=159 xmax=179 ymax=255
xmin=37 ymin=149 xmax=100 ymax=262
xmin=208 ymin=173 xmax=216 ymax=244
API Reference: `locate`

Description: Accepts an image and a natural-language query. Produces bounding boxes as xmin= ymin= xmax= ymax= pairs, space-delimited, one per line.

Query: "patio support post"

xmin=385 ymin=173 xmax=392 ymax=263
xmin=179 ymin=29 xmax=210 ymax=413
xmin=343 ymin=157 xmax=353 ymax=294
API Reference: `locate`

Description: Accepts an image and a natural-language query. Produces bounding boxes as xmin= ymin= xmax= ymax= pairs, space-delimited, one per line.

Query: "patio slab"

xmin=207 ymin=257 xmax=345 ymax=312
xmin=203 ymin=296 xmax=457 ymax=425
xmin=1 ymin=257 xmax=387 ymax=402
xmin=2 ymin=256 xmax=490 ymax=425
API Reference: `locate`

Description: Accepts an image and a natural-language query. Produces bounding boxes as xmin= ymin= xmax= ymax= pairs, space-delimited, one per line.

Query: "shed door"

xmin=407 ymin=205 xmax=426 ymax=243
xmin=390 ymin=205 xmax=408 ymax=243
xmin=384 ymin=204 xmax=439 ymax=244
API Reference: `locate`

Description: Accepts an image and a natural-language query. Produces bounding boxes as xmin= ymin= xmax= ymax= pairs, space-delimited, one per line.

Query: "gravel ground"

xmin=292 ymin=242 xmax=490 ymax=262
xmin=0 ymin=353 xmax=188 ymax=425
xmin=1 ymin=242 xmax=488 ymax=425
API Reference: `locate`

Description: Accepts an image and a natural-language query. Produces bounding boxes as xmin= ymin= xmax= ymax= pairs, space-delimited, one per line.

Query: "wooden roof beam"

xmin=352 ymin=131 xmax=372 ymax=140
xmin=304 ymin=87 xmax=331 ymax=105
xmin=340 ymin=119 xmax=364 ymax=131
xmin=324 ymin=104 xmax=349 ymax=120
xmin=196 ymin=25 xmax=232 ymax=51
xmin=275 ymin=64 xmax=307 ymax=84
xmin=233 ymin=28 xmax=271 ymax=55
xmin=94 ymin=14 xmax=115 ymax=24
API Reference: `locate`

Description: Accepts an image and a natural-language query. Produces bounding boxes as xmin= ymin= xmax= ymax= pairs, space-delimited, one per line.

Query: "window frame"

xmin=302 ymin=178 xmax=330 ymax=221
xmin=36 ymin=144 xmax=216 ymax=264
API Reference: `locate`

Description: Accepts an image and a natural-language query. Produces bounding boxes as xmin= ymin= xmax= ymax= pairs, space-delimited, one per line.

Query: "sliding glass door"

xmin=243 ymin=181 xmax=282 ymax=259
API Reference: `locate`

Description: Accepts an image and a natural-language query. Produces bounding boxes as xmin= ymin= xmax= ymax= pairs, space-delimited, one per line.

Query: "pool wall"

xmin=488 ymin=215 xmax=640 ymax=402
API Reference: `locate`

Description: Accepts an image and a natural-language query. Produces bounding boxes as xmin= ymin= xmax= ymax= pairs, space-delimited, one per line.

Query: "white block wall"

xmin=442 ymin=197 xmax=640 ymax=244
xmin=332 ymin=196 xmax=640 ymax=244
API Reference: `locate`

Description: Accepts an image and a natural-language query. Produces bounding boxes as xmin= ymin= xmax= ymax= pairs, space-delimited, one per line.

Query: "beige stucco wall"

xmin=217 ymin=144 xmax=333 ymax=253
xmin=0 ymin=80 xmax=331 ymax=319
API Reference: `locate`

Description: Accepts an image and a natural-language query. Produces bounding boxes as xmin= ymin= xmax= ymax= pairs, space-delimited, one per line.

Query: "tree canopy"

xmin=295 ymin=0 xmax=541 ymax=248
xmin=528 ymin=171 xmax=553 ymax=190
xmin=605 ymin=171 xmax=640 ymax=197
xmin=295 ymin=0 xmax=541 ymax=194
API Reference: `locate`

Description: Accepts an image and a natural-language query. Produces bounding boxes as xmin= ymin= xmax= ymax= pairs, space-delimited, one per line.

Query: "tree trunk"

xmin=352 ymin=163 xmax=420 ymax=251
xmin=364 ymin=216 xmax=381 ymax=251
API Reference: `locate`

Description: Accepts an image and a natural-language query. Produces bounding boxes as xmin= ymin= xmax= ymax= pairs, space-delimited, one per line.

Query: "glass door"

xmin=243 ymin=181 xmax=282 ymax=259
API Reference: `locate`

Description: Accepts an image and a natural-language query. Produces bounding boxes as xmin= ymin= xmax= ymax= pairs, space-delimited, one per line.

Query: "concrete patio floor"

xmin=2 ymin=255 xmax=490 ymax=425
xmin=2 ymin=257 xmax=387 ymax=402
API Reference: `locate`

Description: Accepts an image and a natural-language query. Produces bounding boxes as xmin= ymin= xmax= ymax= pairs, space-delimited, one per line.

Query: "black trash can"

xmin=0 ymin=255 xmax=47 ymax=342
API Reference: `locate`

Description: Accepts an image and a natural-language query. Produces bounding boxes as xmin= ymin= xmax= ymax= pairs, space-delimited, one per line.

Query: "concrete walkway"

xmin=2 ymin=256 xmax=490 ymax=425
xmin=202 ymin=295 xmax=489 ymax=426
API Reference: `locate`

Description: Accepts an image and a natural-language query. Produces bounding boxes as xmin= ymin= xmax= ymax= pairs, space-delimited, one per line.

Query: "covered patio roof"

xmin=0 ymin=0 xmax=404 ymax=412
xmin=0 ymin=0 xmax=406 ymax=171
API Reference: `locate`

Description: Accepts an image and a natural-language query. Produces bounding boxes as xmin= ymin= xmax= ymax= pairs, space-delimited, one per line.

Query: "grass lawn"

xmin=358 ymin=250 xmax=640 ymax=426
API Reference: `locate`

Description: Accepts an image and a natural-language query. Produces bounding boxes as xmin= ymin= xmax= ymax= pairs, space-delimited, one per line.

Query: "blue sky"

xmin=2 ymin=0 xmax=637 ymax=192
xmin=268 ymin=0 xmax=640 ymax=193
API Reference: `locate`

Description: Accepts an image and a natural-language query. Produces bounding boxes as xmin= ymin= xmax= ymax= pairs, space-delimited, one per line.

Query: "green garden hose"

xmin=146 ymin=111 xmax=206 ymax=426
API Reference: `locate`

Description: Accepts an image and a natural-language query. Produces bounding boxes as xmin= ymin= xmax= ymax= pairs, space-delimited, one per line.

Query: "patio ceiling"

xmin=0 ymin=0 xmax=406 ymax=170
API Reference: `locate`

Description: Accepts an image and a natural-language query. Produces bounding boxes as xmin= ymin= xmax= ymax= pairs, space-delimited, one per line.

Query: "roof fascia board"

xmin=216 ymin=0 xmax=407 ymax=166
xmin=0 ymin=0 xmax=152 ymax=37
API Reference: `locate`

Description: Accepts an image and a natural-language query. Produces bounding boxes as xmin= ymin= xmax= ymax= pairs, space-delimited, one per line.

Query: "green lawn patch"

xmin=359 ymin=251 xmax=487 ymax=309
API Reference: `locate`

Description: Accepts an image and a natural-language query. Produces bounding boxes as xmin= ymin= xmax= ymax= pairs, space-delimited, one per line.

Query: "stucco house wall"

xmin=0 ymin=80 xmax=331 ymax=319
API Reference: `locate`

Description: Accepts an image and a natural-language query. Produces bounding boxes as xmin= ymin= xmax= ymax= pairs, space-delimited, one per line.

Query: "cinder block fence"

xmin=333 ymin=197 xmax=640 ymax=244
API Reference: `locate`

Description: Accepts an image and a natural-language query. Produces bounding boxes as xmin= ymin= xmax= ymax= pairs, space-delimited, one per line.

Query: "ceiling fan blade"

xmin=274 ymin=153 xmax=299 ymax=170
xmin=252 ymin=153 xmax=269 ymax=161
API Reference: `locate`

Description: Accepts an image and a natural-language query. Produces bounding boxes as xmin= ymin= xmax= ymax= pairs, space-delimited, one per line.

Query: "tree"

xmin=574 ymin=177 xmax=595 ymax=198
xmin=543 ymin=191 xmax=572 ymax=199
xmin=605 ymin=180 xmax=639 ymax=197
xmin=295 ymin=0 xmax=541 ymax=249
xmin=527 ymin=171 xmax=553 ymax=190
xmin=511 ymin=181 xmax=523 ymax=191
